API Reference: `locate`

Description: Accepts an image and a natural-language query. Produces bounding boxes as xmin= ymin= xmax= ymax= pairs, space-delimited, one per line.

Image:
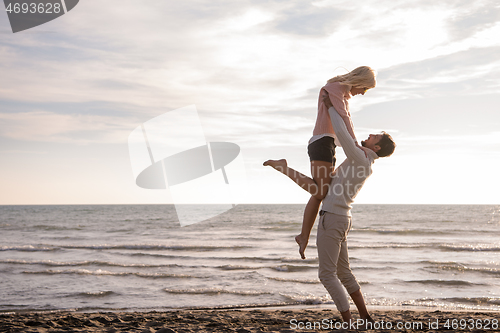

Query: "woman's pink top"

xmin=312 ymin=81 xmax=356 ymax=143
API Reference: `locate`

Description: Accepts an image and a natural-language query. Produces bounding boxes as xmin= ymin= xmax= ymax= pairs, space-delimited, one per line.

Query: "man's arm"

xmin=328 ymin=106 xmax=368 ymax=164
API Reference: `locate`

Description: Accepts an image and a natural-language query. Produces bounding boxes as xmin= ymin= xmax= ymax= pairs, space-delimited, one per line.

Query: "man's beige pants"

xmin=317 ymin=211 xmax=360 ymax=312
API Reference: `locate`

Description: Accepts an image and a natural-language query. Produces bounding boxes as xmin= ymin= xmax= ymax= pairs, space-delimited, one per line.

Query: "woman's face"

xmin=350 ymin=86 xmax=368 ymax=96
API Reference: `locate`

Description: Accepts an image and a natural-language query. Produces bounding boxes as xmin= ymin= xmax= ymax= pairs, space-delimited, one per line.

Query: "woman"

xmin=264 ymin=66 xmax=376 ymax=259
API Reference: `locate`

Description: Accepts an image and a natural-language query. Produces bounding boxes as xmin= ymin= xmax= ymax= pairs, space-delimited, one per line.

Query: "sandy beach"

xmin=1 ymin=308 xmax=498 ymax=332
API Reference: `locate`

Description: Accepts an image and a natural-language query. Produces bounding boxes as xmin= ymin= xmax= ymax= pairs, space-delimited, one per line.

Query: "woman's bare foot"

xmin=263 ymin=159 xmax=288 ymax=173
xmin=295 ymin=234 xmax=308 ymax=259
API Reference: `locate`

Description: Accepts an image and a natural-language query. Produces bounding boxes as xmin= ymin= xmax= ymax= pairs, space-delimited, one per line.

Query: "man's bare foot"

xmin=263 ymin=159 xmax=288 ymax=173
xmin=295 ymin=234 xmax=308 ymax=260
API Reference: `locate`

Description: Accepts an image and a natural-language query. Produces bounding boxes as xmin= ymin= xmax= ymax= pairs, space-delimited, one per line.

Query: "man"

xmin=263 ymin=94 xmax=395 ymax=326
xmin=318 ymin=94 xmax=396 ymax=325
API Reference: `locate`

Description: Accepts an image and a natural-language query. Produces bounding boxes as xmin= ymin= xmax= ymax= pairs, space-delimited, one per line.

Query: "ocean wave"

xmin=352 ymin=227 xmax=494 ymax=235
xmin=427 ymin=262 xmax=500 ymax=276
xmin=21 ymin=269 xmax=195 ymax=279
xmin=60 ymin=244 xmax=253 ymax=251
xmin=444 ymin=297 xmax=500 ymax=306
xmin=439 ymin=244 xmax=500 ymax=252
xmin=0 ymin=259 xmax=180 ymax=268
xmin=354 ymin=265 xmax=399 ymax=271
xmin=366 ymin=297 xmax=500 ymax=310
xmin=163 ymin=288 xmax=272 ymax=296
xmin=71 ymin=291 xmax=118 ymax=298
xmin=217 ymin=264 xmax=259 ymax=270
xmin=349 ymin=244 xmax=429 ymax=250
xmin=267 ymin=277 xmax=321 ymax=284
xmin=1 ymin=243 xmax=255 ymax=253
xmin=406 ymin=279 xmax=484 ymax=286
xmin=0 ymin=245 xmax=58 ymax=252
xmin=352 ymin=228 xmax=443 ymax=235
xmin=0 ymin=243 xmax=424 ymax=253
xmin=259 ymin=226 xmax=298 ymax=232
xmin=0 ymin=259 xmax=318 ymax=273
xmin=268 ymin=277 xmax=373 ymax=285
xmin=271 ymin=264 xmax=317 ymax=272
xmin=32 ymin=224 xmax=84 ymax=231
xmin=420 ymin=260 xmax=461 ymax=265
xmin=127 ymin=252 xmax=315 ymax=264
xmin=279 ymin=293 xmax=332 ymax=305
xmin=214 ymin=264 xmax=317 ymax=272
xmin=127 ymin=252 xmax=193 ymax=259
xmin=278 ymin=257 xmax=319 ymax=264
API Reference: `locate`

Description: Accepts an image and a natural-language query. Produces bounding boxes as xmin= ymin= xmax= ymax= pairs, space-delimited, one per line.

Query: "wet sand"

xmin=1 ymin=308 xmax=498 ymax=332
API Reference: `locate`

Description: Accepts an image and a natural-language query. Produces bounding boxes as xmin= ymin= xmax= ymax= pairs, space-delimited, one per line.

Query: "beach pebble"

xmin=155 ymin=328 xmax=177 ymax=333
xmin=146 ymin=320 xmax=163 ymax=327
xmin=235 ymin=328 xmax=252 ymax=333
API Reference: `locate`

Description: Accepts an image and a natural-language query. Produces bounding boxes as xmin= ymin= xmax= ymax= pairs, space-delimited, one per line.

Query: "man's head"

xmin=361 ymin=132 xmax=396 ymax=157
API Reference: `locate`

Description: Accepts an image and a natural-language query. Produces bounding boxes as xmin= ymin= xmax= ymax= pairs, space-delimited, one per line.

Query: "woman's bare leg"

xmin=264 ymin=159 xmax=333 ymax=259
xmin=295 ymin=160 xmax=333 ymax=258
xmin=263 ymin=159 xmax=332 ymax=199
xmin=295 ymin=196 xmax=321 ymax=259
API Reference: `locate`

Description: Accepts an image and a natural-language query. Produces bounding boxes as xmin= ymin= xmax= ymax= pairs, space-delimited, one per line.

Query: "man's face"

xmin=361 ymin=134 xmax=383 ymax=151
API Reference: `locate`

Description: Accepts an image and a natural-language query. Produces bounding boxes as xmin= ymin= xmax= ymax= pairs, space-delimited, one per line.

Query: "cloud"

xmin=380 ymin=46 xmax=500 ymax=82
xmin=0 ymin=110 xmax=136 ymax=144
xmin=271 ymin=2 xmax=349 ymax=36
xmin=447 ymin=0 xmax=500 ymax=42
xmin=353 ymin=93 xmax=500 ymax=137
xmin=2 ymin=1 xmax=499 ymax=134
xmin=365 ymin=45 xmax=500 ymax=108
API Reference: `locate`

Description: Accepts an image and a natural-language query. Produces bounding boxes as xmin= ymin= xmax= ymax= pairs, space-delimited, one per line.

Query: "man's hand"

xmin=322 ymin=90 xmax=333 ymax=109
xmin=356 ymin=142 xmax=368 ymax=157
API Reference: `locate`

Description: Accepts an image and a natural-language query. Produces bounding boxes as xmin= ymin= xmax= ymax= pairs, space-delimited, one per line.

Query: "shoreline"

xmin=3 ymin=303 xmax=499 ymax=315
xmin=1 ymin=307 xmax=498 ymax=333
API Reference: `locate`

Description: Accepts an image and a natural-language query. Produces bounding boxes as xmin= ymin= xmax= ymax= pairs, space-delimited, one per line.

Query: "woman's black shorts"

xmin=307 ymin=136 xmax=336 ymax=165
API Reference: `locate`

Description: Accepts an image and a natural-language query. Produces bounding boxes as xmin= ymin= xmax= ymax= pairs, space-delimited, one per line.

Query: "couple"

xmin=264 ymin=67 xmax=396 ymax=325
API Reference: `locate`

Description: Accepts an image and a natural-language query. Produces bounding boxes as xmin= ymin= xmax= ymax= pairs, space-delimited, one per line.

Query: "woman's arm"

xmin=322 ymin=86 xmax=357 ymax=141
xmin=323 ymin=93 xmax=366 ymax=154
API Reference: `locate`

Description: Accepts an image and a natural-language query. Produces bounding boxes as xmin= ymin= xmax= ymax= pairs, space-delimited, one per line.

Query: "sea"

xmin=1 ymin=204 xmax=499 ymax=314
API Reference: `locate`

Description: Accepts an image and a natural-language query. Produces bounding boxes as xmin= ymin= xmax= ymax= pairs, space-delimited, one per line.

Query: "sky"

xmin=0 ymin=0 xmax=499 ymax=205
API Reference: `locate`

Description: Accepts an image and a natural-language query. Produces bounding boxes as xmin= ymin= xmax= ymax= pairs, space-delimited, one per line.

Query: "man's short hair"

xmin=376 ymin=132 xmax=396 ymax=157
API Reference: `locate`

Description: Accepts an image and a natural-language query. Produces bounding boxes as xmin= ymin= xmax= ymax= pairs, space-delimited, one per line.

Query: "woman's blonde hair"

xmin=327 ymin=66 xmax=376 ymax=89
